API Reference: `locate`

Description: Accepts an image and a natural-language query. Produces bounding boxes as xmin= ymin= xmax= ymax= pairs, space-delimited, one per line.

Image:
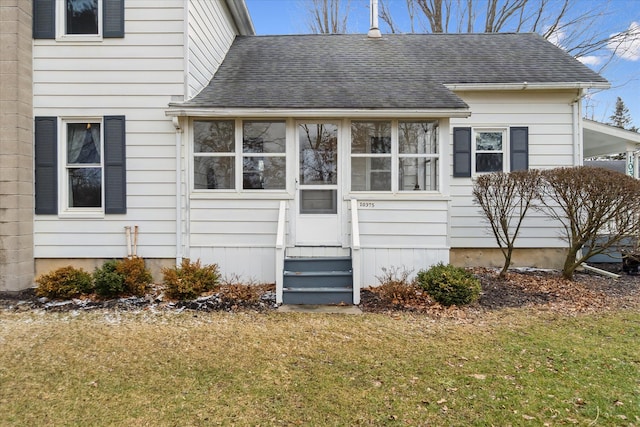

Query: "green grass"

xmin=0 ymin=309 xmax=638 ymax=426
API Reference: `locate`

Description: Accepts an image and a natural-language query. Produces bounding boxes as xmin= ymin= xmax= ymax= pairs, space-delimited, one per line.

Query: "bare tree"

xmin=399 ymin=0 xmax=632 ymax=63
xmin=538 ymin=166 xmax=640 ymax=280
xmin=306 ymin=0 xmax=351 ymax=34
xmin=472 ymin=170 xmax=541 ymax=278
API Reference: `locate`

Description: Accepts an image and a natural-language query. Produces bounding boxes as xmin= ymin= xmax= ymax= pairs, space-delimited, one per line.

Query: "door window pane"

xmin=298 ymin=123 xmax=337 ymax=185
xmin=66 ymin=0 xmax=98 ymax=35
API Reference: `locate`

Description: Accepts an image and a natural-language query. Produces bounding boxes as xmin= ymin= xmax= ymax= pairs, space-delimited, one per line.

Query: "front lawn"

xmin=0 ymin=309 xmax=638 ymax=426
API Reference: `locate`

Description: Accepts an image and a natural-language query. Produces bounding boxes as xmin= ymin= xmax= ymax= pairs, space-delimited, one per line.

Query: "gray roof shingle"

xmin=176 ymin=33 xmax=608 ymax=110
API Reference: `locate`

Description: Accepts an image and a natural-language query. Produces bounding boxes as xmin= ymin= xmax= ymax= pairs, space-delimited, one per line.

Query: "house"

xmin=2 ymin=0 xmax=636 ymax=305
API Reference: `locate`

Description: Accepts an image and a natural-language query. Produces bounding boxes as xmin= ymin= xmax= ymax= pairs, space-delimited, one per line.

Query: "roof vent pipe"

xmin=368 ymin=0 xmax=382 ymax=38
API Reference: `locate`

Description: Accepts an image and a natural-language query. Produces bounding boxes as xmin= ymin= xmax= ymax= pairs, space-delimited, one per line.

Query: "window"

xmin=351 ymin=120 xmax=440 ymax=192
xmin=243 ymin=121 xmax=286 ymax=190
xmin=399 ymin=121 xmax=439 ymax=191
xmin=474 ymin=129 xmax=505 ymax=173
xmin=66 ymin=0 xmax=99 ymax=35
xmin=34 ymin=116 xmax=126 ymax=215
xmin=193 ymin=120 xmax=287 ymax=191
xmin=65 ymin=121 xmax=102 ymax=208
xmin=452 ymin=126 xmax=529 ymax=177
xmin=193 ymin=120 xmax=235 ymax=190
xmin=351 ymin=121 xmax=392 ymax=191
xmin=33 ymin=0 xmax=124 ymax=39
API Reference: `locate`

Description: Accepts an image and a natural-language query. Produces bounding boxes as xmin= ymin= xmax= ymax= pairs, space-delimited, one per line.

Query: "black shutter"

xmin=510 ymin=127 xmax=529 ymax=171
xmin=103 ymin=0 xmax=125 ymax=38
xmin=453 ymin=127 xmax=472 ymax=177
xmin=34 ymin=117 xmax=58 ymax=214
xmin=33 ymin=0 xmax=55 ymax=39
xmin=104 ymin=116 xmax=127 ymax=214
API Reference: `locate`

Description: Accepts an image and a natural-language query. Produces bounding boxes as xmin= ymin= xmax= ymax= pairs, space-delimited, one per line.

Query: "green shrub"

xmin=162 ymin=258 xmax=220 ymax=300
xmin=93 ymin=260 xmax=126 ymax=298
xmin=35 ymin=266 xmax=94 ymax=299
xmin=416 ymin=263 xmax=481 ymax=306
xmin=94 ymin=258 xmax=153 ymax=298
xmin=117 ymin=257 xmax=153 ymax=297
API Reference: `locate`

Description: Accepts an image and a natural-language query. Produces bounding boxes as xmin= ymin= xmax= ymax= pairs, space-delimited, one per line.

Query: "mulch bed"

xmin=1 ymin=264 xmax=639 ymax=316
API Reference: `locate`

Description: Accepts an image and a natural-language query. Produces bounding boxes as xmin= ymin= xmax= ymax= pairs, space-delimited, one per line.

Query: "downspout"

xmin=173 ymin=117 xmax=183 ymax=265
xmin=572 ymin=90 xmax=583 ymax=166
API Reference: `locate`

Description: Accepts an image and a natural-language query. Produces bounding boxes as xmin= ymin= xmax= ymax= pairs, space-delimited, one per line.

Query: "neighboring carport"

xmin=583 ymin=119 xmax=640 ymax=177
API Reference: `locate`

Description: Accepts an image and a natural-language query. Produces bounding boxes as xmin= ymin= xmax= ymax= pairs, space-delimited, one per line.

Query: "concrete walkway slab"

xmin=277 ymin=304 xmax=363 ymax=314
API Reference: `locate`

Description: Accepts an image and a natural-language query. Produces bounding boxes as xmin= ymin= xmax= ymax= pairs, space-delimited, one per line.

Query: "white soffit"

xmin=583 ymin=119 xmax=640 ymax=157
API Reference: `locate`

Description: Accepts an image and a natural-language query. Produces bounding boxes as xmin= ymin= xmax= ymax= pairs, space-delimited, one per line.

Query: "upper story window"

xmin=193 ymin=120 xmax=287 ymax=191
xmin=66 ymin=0 xmax=99 ymax=35
xmin=33 ymin=0 xmax=124 ymax=40
xmin=351 ymin=120 xmax=440 ymax=192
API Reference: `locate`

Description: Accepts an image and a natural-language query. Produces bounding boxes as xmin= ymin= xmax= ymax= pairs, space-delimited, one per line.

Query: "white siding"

xmin=188 ymin=199 xmax=283 ymax=282
xmin=187 ymin=0 xmax=238 ymax=99
xmin=449 ymin=90 xmax=578 ymax=249
xmin=33 ymin=0 xmax=239 ymax=260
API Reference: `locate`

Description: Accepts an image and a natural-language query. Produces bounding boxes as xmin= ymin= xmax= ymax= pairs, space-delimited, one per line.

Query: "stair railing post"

xmin=351 ymin=199 xmax=361 ymax=304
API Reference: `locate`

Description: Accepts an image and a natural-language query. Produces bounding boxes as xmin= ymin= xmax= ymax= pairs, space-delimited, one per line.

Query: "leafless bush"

xmin=472 ymin=170 xmax=542 ymax=278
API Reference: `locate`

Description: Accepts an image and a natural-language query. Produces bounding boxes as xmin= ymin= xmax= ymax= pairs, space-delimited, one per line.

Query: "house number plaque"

xmin=359 ymin=202 xmax=375 ymax=208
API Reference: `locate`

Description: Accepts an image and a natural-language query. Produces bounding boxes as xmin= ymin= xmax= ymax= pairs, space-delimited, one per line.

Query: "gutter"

xmin=165 ymin=108 xmax=472 ymax=119
xmin=224 ymin=0 xmax=255 ymax=36
xmin=444 ymin=82 xmax=610 ymax=91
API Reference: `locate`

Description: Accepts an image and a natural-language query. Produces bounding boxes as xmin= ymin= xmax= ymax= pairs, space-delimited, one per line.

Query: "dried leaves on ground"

xmin=1 ymin=264 xmax=639 ymax=317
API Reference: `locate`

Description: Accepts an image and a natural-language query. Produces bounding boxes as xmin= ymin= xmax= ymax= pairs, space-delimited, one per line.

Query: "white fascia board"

xmin=165 ymin=108 xmax=472 ymax=118
xmin=444 ymin=82 xmax=611 ymax=91
xmin=224 ymin=0 xmax=255 ymax=35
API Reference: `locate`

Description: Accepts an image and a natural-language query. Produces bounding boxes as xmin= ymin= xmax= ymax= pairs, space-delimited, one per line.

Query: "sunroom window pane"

xmin=243 ymin=156 xmax=286 ymax=190
xmin=243 ymin=121 xmax=286 ymax=153
xmin=69 ymin=167 xmax=101 ymax=207
xmin=194 ymin=121 xmax=235 ymax=153
xmin=399 ymin=121 xmax=438 ymax=154
xmin=194 ymin=157 xmax=235 ymax=189
xmin=351 ymin=122 xmax=391 ymax=154
xmin=66 ymin=0 xmax=98 ymax=35
xmin=399 ymin=158 xmax=438 ymax=191
xmin=351 ymin=157 xmax=391 ymax=191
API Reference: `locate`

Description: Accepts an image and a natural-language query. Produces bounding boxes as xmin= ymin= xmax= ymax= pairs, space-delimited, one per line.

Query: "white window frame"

xmin=191 ymin=119 xmax=289 ymax=195
xmin=56 ymin=0 xmax=103 ymax=41
xmin=59 ymin=117 xmax=105 ymax=218
xmin=472 ymin=128 xmax=508 ymax=174
xmin=349 ymin=119 xmax=442 ymax=194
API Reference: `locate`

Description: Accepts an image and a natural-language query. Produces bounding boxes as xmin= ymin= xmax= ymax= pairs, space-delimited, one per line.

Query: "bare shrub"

xmin=539 ymin=166 xmax=640 ymax=279
xmin=374 ymin=266 xmax=418 ymax=305
xmin=472 ymin=170 xmax=542 ymax=278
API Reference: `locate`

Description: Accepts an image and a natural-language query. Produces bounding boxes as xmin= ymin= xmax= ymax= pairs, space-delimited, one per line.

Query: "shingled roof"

xmin=174 ymin=33 xmax=608 ymax=111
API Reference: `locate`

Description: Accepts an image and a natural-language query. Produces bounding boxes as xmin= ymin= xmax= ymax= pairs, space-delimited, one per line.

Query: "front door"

xmin=295 ymin=122 xmax=340 ymax=245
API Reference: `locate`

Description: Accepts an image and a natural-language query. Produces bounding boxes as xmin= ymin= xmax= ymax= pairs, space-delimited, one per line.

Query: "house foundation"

xmin=450 ymin=248 xmax=568 ymax=270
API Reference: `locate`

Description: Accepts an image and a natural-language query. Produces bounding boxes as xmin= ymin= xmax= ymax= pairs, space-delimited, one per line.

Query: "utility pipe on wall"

xmin=173 ymin=117 xmax=183 ymax=265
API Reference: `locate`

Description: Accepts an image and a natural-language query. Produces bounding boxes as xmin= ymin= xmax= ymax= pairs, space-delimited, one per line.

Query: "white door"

xmin=295 ymin=122 xmax=341 ymax=245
